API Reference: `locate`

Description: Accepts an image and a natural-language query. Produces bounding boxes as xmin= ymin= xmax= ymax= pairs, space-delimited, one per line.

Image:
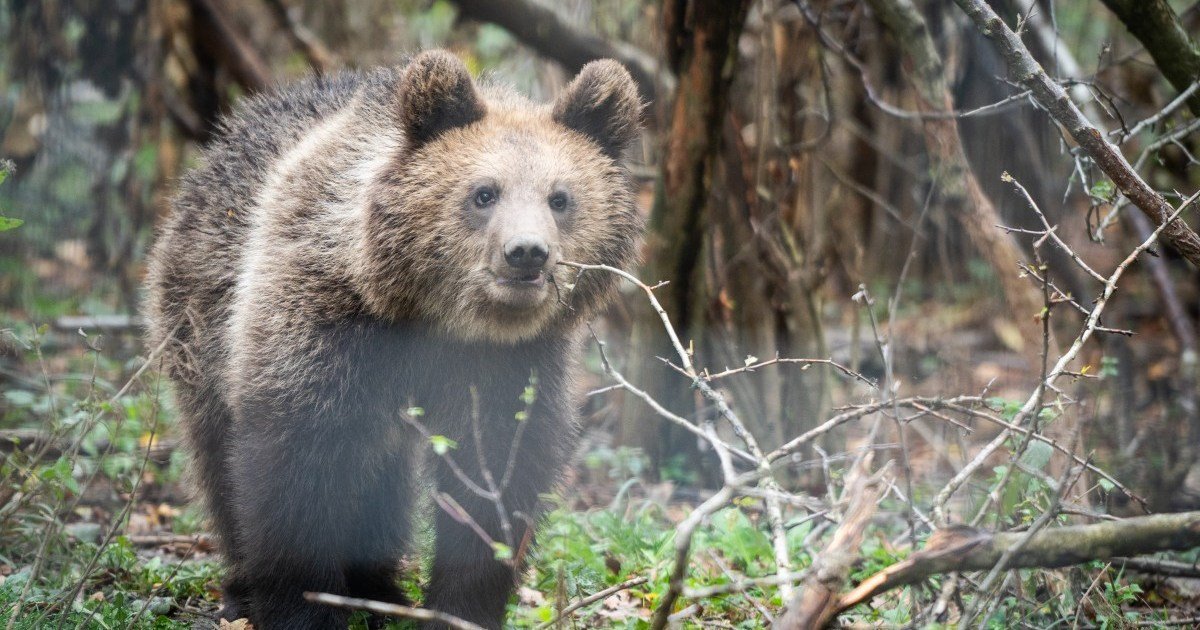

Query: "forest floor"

xmin=3 ymin=279 xmax=1200 ymax=629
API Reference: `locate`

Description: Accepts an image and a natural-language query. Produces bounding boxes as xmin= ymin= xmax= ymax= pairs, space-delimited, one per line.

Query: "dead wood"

xmin=776 ymin=463 xmax=888 ymax=629
xmin=834 ymin=511 xmax=1200 ymax=621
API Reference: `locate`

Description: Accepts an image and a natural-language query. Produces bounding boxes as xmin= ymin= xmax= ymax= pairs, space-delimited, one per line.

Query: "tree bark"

xmin=620 ymin=0 xmax=752 ymax=470
xmin=954 ymin=0 xmax=1200 ymax=269
xmin=1099 ymin=0 xmax=1200 ymax=116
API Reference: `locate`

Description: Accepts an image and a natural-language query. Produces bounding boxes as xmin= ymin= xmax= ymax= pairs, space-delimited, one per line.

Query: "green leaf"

xmin=1019 ymin=441 xmax=1053 ymax=471
xmin=429 ymin=435 xmax=457 ymax=455
xmin=519 ymin=372 xmax=538 ymax=405
xmin=4 ymin=389 xmax=36 ymax=408
xmin=492 ymin=542 xmax=513 ymax=561
xmin=1098 ymin=477 xmax=1115 ymax=492
xmin=1100 ymin=356 xmax=1119 ymax=378
xmin=0 ymin=216 xmax=23 ymax=231
xmin=1090 ymin=179 xmax=1116 ymax=201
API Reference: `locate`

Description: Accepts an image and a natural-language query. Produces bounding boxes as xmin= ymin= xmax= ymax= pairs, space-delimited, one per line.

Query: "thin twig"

xmin=535 ymin=576 xmax=648 ymax=629
xmin=305 ymin=592 xmax=486 ymax=630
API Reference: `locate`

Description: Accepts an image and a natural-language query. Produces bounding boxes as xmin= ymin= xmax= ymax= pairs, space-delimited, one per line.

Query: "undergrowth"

xmin=0 ymin=322 xmax=1174 ymax=628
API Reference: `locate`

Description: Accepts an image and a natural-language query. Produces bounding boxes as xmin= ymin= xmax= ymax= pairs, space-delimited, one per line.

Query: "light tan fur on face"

xmin=359 ymin=117 xmax=631 ymax=342
xmin=153 ymin=51 xmax=642 ymax=371
xmin=356 ymin=54 xmax=643 ymax=344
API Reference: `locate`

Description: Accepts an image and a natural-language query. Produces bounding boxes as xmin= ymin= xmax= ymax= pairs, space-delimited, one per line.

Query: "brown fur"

xmin=144 ymin=51 xmax=642 ymax=629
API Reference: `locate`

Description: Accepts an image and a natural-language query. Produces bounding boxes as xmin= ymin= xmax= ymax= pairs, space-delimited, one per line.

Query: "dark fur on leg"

xmin=419 ymin=340 xmax=576 ymax=629
xmin=226 ymin=323 xmax=418 ymax=629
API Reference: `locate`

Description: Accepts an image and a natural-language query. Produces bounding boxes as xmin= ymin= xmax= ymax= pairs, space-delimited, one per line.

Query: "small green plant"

xmin=0 ymin=160 xmax=20 ymax=231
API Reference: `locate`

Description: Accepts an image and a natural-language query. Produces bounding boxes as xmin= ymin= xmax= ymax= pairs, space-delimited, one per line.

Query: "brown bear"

xmin=144 ymin=50 xmax=642 ymax=629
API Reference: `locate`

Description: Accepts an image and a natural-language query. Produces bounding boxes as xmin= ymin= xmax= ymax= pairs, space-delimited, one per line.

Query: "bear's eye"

xmin=473 ymin=187 xmax=498 ymax=208
xmin=548 ymin=191 xmax=570 ymax=212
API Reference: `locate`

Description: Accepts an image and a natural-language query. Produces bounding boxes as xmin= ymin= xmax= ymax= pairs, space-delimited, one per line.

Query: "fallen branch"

xmin=835 ymin=511 xmax=1200 ymax=618
xmin=535 ymin=576 xmax=648 ymax=629
xmin=127 ymin=533 xmax=215 ymax=552
xmin=776 ymin=461 xmax=890 ymax=629
xmin=448 ymin=0 xmax=662 ymax=103
xmin=952 ymin=0 xmax=1200 ymax=268
xmin=304 ymin=592 xmax=485 ymax=630
xmin=1115 ymin=555 xmax=1200 ymax=579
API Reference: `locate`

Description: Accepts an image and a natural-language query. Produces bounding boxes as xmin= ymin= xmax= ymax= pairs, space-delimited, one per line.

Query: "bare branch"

xmin=187 ymin=0 xmax=272 ymax=92
xmin=447 ymin=0 xmax=662 ymax=103
xmin=535 ymin=576 xmax=648 ymax=629
xmin=1099 ymin=0 xmax=1200 ymax=116
xmin=776 ymin=463 xmax=890 ymax=629
xmin=304 ymin=592 xmax=486 ymax=630
xmin=262 ymin=0 xmax=338 ymax=74
xmin=953 ymin=0 xmax=1200 ymax=268
xmin=932 ymin=192 xmax=1197 ymax=522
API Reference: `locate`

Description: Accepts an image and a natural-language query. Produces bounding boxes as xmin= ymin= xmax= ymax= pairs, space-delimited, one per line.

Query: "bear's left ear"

xmin=398 ymin=50 xmax=487 ymax=148
xmin=552 ymin=60 xmax=643 ymax=160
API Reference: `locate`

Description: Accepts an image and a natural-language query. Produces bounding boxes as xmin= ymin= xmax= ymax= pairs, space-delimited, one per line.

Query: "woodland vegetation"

xmin=2 ymin=0 xmax=1200 ymax=627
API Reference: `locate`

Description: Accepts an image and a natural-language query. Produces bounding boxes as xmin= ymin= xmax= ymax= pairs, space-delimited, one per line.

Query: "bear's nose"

xmin=504 ymin=235 xmax=550 ymax=270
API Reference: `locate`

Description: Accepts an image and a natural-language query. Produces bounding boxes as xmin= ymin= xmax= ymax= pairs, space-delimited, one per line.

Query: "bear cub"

xmin=144 ymin=50 xmax=642 ymax=629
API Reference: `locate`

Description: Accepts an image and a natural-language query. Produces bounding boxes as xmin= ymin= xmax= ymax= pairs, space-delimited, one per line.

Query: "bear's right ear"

xmin=398 ymin=50 xmax=486 ymax=147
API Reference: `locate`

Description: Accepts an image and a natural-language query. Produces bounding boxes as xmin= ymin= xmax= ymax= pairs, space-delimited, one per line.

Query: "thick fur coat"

xmin=144 ymin=50 xmax=642 ymax=629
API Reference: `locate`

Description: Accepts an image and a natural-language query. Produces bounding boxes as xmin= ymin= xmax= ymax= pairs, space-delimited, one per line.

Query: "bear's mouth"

xmin=485 ymin=269 xmax=552 ymax=312
xmin=494 ymin=270 xmax=546 ymax=289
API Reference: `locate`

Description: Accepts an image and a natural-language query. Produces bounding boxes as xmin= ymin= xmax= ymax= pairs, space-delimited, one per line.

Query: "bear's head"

xmin=362 ymin=50 xmax=644 ymax=344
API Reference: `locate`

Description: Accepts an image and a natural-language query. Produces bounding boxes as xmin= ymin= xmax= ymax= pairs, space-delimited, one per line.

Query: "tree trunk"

xmin=619 ymin=0 xmax=752 ymax=473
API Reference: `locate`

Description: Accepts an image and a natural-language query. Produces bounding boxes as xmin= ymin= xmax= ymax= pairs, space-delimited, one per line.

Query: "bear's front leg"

xmin=225 ymin=325 xmax=418 ymax=629
xmin=227 ymin=412 xmax=417 ymax=629
xmin=229 ymin=429 xmax=351 ymax=629
xmin=421 ymin=405 xmax=572 ymax=630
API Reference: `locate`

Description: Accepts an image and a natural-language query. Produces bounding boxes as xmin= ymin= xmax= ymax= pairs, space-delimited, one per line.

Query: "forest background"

xmin=2 ymin=0 xmax=1200 ymax=627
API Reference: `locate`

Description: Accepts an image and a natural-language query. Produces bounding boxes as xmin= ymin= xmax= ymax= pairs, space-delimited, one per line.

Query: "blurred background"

xmin=1 ymin=0 xmax=1199 ymax=627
